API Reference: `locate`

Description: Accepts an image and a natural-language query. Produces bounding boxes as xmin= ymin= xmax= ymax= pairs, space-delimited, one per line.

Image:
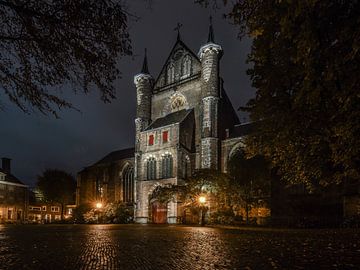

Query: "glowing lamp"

xmin=95 ymin=202 xmax=103 ymax=209
xmin=199 ymin=196 xmax=206 ymax=204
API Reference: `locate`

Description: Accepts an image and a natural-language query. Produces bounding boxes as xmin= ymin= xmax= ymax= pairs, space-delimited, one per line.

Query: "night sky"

xmin=0 ymin=0 xmax=253 ymax=186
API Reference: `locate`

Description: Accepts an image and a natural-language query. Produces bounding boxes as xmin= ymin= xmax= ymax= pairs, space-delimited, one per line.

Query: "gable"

xmin=153 ymin=40 xmax=201 ymax=91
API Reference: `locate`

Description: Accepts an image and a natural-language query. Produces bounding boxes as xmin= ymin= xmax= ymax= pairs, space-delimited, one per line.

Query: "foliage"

xmin=199 ymin=0 xmax=360 ymax=189
xmin=103 ymin=202 xmax=134 ymax=224
xmin=228 ymin=149 xmax=271 ymax=197
xmin=81 ymin=202 xmax=133 ymax=224
xmin=72 ymin=204 xmax=91 ymax=224
xmin=151 ymin=169 xmax=241 ymax=219
xmin=37 ymin=169 xmax=76 ymax=218
xmin=0 ymin=0 xmax=132 ymax=116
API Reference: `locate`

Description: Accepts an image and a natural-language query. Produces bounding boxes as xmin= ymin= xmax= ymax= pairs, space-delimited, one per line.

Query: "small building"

xmin=0 ymin=158 xmax=28 ymax=223
xmin=28 ymin=203 xmax=62 ymax=223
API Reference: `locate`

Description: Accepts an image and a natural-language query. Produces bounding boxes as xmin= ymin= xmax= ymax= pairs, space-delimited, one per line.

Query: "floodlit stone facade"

xmin=77 ymin=24 xmax=253 ymax=224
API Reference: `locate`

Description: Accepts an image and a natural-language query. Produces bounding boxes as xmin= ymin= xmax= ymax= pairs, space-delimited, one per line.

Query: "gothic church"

xmin=76 ymin=21 xmax=252 ymax=223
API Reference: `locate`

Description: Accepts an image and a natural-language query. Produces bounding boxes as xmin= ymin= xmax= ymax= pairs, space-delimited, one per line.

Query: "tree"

xmin=0 ymin=0 xmax=132 ymax=116
xmin=199 ymin=0 xmax=360 ymax=189
xmin=37 ymin=169 xmax=76 ymax=219
xmin=151 ymin=169 xmax=242 ymax=224
xmin=227 ymin=149 xmax=271 ymax=223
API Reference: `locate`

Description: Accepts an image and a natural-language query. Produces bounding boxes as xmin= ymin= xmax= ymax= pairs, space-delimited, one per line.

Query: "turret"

xmin=198 ymin=16 xmax=223 ymax=98
xmin=134 ymin=49 xmax=153 ymax=148
xmin=198 ymin=17 xmax=223 ymax=169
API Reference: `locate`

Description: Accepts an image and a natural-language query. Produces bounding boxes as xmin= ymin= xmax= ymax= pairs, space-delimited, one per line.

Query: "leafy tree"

xmin=103 ymin=202 xmax=133 ymax=224
xmin=151 ymin=169 xmax=241 ymax=224
xmin=0 ymin=0 xmax=132 ymax=116
xmin=37 ymin=169 xmax=76 ymax=219
xmin=227 ymin=149 xmax=271 ymax=223
xmin=199 ymin=0 xmax=360 ymax=189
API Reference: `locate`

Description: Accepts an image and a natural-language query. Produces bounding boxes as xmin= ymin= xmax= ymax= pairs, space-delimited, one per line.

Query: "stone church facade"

xmin=76 ymin=22 xmax=253 ymax=223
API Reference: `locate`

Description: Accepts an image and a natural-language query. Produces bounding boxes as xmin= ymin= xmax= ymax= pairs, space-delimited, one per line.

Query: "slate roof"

xmin=93 ymin=147 xmax=135 ymax=166
xmin=0 ymin=169 xmax=27 ymax=186
xmin=145 ymin=109 xmax=193 ymax=130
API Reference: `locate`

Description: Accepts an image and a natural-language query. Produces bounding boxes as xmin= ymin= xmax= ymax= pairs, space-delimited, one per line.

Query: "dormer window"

xmin=148 ymin=134 xmax=154 ymax=146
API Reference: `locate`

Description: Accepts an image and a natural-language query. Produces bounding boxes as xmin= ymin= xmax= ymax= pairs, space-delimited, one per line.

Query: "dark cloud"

xmin=0 ymin=0 xmax=254 ymax=186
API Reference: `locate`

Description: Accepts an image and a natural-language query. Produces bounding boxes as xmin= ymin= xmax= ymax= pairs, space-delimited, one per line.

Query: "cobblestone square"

xmin=0 ymin=224 xmax=359 ymax=270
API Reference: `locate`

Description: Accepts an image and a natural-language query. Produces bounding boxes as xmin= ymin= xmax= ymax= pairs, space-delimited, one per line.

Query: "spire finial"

xmin=207 ymin=15 xmax=215 ymax=43
xmin=174 ymin=22 xmax=183 ymax=41
xmin=141 ymin=48 xmax=149 ymax=74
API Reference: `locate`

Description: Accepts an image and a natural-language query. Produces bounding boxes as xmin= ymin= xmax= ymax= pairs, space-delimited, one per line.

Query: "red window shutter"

xmin=163 ymin=131 xmax=168 ymax=143
xmin=149 ymin=135 xmax=154 ymax=145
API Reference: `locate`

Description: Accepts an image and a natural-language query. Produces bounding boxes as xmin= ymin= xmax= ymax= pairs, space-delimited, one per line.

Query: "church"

xmin=76 ymin=21 xmax=253 ymax=224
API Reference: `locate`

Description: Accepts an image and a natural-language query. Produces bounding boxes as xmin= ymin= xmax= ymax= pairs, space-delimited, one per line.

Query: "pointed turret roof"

xmin=141 ymin=48 xmax=149 ymax=74
xmin=207 ymin=16 xmax=215 ymax=43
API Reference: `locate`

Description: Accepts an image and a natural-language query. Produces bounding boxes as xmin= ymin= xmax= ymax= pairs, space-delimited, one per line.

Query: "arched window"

xmin=146 ymin=157 xmax=157 ymax=180
xmin=167 ymin=63 xmax=175 ymax=84
xmin=122 ymin=165 xmax=134 ymax=203
xmin=161 ymin=154 xmax=173 ymax=179
xmin=182 ymin=55 xmax=191 ymax=77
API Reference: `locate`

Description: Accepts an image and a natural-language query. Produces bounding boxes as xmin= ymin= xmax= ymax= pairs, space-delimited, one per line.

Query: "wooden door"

xmin=152 ymin=201 xmax=167 ymax=224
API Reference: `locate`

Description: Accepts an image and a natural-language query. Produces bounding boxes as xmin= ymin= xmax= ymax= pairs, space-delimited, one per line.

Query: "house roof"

xmin=93 ymin=147 xmax=135 ymax=166
xmin=0 ymin=169 xmax=27 ymax=186
xmin=145 ymin=109 xmax=193 ymax=130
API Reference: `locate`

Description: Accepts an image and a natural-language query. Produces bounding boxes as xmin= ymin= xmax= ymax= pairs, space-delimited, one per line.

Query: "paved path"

xmin=0 ymin=224 xmax=359 ymax=269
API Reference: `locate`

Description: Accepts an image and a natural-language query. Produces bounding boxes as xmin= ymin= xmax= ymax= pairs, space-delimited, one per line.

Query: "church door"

xmin=151 ymin=201 xmax=167 ymax=224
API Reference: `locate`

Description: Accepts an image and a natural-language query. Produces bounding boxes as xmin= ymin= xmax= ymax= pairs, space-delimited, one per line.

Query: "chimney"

xmin=2 ymin=158 xmax=11 ymax=174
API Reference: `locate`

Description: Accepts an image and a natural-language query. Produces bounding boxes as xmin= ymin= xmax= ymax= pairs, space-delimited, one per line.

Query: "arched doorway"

xmin=151 ymin=201 xmax=167 ymax=224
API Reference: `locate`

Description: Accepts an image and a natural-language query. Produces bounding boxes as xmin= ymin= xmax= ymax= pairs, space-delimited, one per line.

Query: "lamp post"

xmin=95 ymin=202 xmax=103 ymax=223
xmin=199 ymin=196 xmax=206 ymax=226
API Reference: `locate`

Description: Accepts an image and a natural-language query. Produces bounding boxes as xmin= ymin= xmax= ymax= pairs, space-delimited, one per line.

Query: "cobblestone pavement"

xmin=0 ymin=224 xmax=359 ymax=270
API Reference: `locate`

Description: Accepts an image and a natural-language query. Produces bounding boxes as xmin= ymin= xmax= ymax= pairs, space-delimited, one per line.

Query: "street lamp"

xmin=96 ymin=202 xmax=103 ymax=209
xmin=95 ymin=202 xmax=103 ymax=223
xmin=199 ymin=196 xmax=206 ymax=226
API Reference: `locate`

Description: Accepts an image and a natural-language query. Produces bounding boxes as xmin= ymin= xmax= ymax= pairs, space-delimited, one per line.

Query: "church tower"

xmin=134 ymin=49 xmax=152 ymax=146
xmin=198 ymin=17 xmax=223 ymax=169
xmin=134 ymin=49 xmax=153 ymax=219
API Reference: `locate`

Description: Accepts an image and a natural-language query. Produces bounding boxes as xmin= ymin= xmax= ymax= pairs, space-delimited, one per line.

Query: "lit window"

xmin=148 ymin=134 xmax=154 ymax=146
xmin=163 ymin=131 xmax=168 ymax=143
xmin=51 ymin=206 xmax=60 ymax=212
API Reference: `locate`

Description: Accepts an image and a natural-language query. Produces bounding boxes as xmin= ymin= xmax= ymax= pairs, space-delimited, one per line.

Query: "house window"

xmin=148 ymin=134 xmax=154 ymax=146
xmin=122 ymin=165 xmax=134 ymax=203
xmin=146 ymin=157 xmax=157 ymax=180
xmin=51 ymin=206 xmax=60 ymax=212
xmin=161 ymin=154 xmax=173 ymax=179
xmin=162 ymin=131 xmax=168 ymax=143
xmin=42 ymin=206 xmax=46 ymax=211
